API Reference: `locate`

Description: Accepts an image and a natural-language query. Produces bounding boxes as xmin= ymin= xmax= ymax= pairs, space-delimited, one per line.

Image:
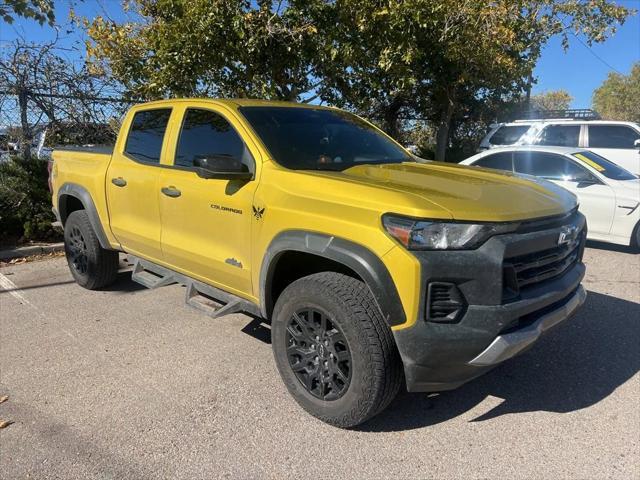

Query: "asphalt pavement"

xmin=0 ymin=243 xmax=638 ymax=479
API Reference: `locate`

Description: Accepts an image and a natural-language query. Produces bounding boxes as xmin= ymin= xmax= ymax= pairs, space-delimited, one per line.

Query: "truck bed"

xmin=54 ymin=144 xmax=115 ymax=155
xmin=51 ymin=146 xmax=115 ymax=246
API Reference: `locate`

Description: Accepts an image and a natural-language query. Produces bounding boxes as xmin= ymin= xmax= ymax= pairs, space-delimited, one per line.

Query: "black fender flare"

xmin=260 ymin=230 xmax=406 ymax=326
xmin=57 ymin=183 xmax=114 ymax=250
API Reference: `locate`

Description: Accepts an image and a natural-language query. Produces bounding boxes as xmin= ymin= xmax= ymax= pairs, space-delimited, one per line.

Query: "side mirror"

xmin=576 ymin=179 xmax=599 ymax=188
xmin=193 ymin=155 xmax=253 ymax=180
xmin=634 ymin=139 xmax=640 ymax=151
xmin=561 ymin=170 xmax=601 ymax=187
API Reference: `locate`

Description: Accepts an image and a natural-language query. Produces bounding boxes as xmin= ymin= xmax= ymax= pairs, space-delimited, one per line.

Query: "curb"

xmin=0 ymin=242 xmax=65 ymax=261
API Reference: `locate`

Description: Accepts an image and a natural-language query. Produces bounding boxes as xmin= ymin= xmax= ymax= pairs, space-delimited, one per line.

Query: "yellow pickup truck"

xmin=51 ymin=99 xmax=587 ymax=427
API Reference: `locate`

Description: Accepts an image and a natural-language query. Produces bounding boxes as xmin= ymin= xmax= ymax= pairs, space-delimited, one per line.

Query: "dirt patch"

xmin=0 ymin=250 xmax=65 ymax=267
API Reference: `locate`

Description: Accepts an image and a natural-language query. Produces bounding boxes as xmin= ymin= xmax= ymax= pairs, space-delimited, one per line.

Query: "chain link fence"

xmin=0 ymin=90 xmax=133 ymax=160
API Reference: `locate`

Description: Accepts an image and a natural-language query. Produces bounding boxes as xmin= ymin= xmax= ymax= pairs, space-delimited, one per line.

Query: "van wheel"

xmin=271 ymin=272 xmax=402 ymax=428
xmin=64 ymin=210 xmax=118 ymax=290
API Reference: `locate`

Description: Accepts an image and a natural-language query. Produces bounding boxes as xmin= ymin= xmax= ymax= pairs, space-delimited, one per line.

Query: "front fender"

xmin=260 ymin=230 xmax=406 ymax=326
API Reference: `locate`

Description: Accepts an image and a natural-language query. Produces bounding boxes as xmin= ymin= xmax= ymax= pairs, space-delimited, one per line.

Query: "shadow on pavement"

xmin=0 ymin=279 xmax=76 ymax=293
xmin=100 ymin=271 xmax=146 ymax=293
xmin=241 ymin=316 xmax=272 ymax=344
xmin=586 ymin=240 xmax=638 ymax=254
xmin=360 ymin=291 xmax=640 ymax=432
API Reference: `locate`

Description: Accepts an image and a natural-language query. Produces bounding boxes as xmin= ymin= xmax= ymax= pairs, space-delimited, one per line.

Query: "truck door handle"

xmin=161 ymin=186 xmax=181 ymax=198
xmin=111 ymin=177 xmax=127 ymax=187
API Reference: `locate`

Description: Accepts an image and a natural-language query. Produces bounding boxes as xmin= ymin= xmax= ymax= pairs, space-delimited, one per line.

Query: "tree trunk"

xmin=382 ymin=96 xmax=404 ymax=141
xmin=17 ymin=88 xmax=32 ymax=160
xmin=435 ymin=100 xmax=454 ymax=162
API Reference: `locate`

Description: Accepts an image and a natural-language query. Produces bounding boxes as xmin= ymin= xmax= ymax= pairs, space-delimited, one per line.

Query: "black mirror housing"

xmin=193 ymin=155 xmax=253 ymax=180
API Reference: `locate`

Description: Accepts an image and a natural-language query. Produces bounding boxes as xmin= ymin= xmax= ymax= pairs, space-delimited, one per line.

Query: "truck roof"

xmin=133 ymin=98 xmax=333 ymax=109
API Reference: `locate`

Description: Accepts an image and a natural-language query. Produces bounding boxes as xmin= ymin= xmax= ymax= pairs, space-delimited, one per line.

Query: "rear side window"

xmin=489 ymin=125 xmax=530 ymax=145
xmin=588 ymin=125 xmax=640 ymax=149
xmin=124 ymin=109 xmax=172 ymax=164
xmin=536 ymin=125 xmax=580 ymax=147
xmin=474 ymin=152 xmax=513 ymax=171
xmin=513 ymin=151 xmax=588 ymax=180
xmin=175 ymin=109 xmax=247 ymax=168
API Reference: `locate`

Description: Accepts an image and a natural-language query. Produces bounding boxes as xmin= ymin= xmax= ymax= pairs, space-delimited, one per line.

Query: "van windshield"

xmin=239 ymin=106 xmax=412 ymax=171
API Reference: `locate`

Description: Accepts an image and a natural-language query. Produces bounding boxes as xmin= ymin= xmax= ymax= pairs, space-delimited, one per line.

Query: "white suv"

xmin=480 ymin=120 xmax=640 ymax=175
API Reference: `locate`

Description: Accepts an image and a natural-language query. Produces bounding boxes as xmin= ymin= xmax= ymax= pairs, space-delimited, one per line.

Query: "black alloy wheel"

xmin=63 ymin=210 xmax=118 ymax=290
xmin=67 ymin=225 xmax=89 ymax=275
xmin=286 ymin=308 xmax=352 ymax=401
xmin=271 ymin=272 xmax=403 ymax=427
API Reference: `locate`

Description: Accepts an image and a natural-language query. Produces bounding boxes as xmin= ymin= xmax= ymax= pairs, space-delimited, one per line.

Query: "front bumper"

xmin=393 ymin=210 xmax=587 ymax=392
xmin=468 ymin=285 xmax=585 ymax=366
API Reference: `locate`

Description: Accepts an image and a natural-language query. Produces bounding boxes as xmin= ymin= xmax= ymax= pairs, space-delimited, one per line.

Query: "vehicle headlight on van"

xmin=382 ymin=214 xmax=516 ymax=250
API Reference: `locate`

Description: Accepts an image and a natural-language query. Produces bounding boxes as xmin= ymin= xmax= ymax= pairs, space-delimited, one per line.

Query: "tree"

xmin=531 ymin=90 xmax=573 ymax=111
xmin=316 ymin=0 xmax=631 ymax=160
xmin=593 ymin=62 xmax=640 ymax=122
xmin=83 ymin=0 xmax=326 ymax=101
xmin=83 ymin=0 xmax=633 ymax=160
xmin=0 ymin=0 xmax=54 ymax=25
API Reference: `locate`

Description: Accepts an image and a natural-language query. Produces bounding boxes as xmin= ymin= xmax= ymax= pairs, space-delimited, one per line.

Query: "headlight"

xmin=382 ymin=214 xmax=517 ymax=250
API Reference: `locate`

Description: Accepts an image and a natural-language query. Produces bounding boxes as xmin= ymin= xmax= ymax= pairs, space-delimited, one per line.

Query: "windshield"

xmin=239 ymin=107 xmax=412 ymax=171
xmin=489 ymin=125 xmax=531 ymax=145
xmin=572 ymin=151 xmax=637 ymax=181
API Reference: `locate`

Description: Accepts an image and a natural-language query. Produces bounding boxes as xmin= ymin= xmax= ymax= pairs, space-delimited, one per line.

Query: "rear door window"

xmin=513 ymin=151 xmax=588 ymax=180
xmin=588 ymin=125 xmax=640 ymax=149
xmin=124 ymin=109 xmax=172 ymax=164
xmin=536 ymin=125 xmax=581 ymax=147
xmin=489 ymin=125 xmax=530 ymax=145
xmin=473 ymin=152 xmax=513 ymax=171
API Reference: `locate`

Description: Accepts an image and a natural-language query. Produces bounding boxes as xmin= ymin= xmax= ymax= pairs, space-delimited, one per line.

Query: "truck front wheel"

xmin=271 ymin=272 xmax=402 ymax=428
xmin=64 ymin=210 xmax=118 ymax=290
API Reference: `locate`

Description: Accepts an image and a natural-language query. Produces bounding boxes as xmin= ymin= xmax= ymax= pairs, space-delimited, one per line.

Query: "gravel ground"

xmin=0 ymin=243 xmax=638 ymax=479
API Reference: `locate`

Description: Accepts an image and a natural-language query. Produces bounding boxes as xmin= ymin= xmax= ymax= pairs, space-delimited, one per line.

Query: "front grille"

xmin=504 ymin=230 xmax=584 ymax=294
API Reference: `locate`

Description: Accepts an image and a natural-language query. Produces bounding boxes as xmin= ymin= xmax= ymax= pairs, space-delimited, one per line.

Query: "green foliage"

xmin=0 ymin=156 xmax=59 ymax=242
xmin=0 ymin=0 xmax=54 ymax=25
xmin=318 ymin=0 xmax=631 ymax=160
xmin=531 ymin=90 xmax=573 ymax=111
xmin=593 ymin=62 xmax=640 ymax=123
xmin=82 ymin=0 xmax=633 ymax=161
xmin=83 ymin=0 xmax=327 ymax=101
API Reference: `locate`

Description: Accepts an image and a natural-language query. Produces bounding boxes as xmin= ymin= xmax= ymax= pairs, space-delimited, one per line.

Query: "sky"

xmin=1 ymin=0 xmax=639 ymax=108
xmin=532 ymin=0 xmax=640 ymax=107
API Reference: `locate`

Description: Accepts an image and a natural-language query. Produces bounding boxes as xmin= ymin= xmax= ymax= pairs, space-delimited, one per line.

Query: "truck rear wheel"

xmin=271 ymin=272 xmax=402 ymax=428
xmin=64 ymin=210 xmax=118 ymax=290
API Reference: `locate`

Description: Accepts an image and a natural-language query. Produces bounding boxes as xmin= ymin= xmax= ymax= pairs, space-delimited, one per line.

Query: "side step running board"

xmin=129 ymin=256 xmax=261 ymax=319
xmin=131 ymin=257 xmax=178 ymax=288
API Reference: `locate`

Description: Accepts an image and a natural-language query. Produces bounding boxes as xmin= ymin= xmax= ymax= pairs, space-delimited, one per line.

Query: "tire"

xmin=64 ymin=210 xmax=118 ymax=290
xmin=271 ymin=272 xmax=402 ymax=428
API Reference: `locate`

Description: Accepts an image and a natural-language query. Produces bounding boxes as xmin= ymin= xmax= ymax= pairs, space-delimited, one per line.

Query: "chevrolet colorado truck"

xmin=51 ymin=99 xmax=587 ymax=427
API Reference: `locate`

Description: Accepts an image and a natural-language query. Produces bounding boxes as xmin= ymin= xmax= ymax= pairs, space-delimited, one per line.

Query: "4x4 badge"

xmin=253 ymin=206 xmax=265 ymax=220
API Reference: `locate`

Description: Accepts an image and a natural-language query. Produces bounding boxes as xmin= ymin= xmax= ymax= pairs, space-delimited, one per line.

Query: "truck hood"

xmin=339 ymin=161 xmax=577 ymax=222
